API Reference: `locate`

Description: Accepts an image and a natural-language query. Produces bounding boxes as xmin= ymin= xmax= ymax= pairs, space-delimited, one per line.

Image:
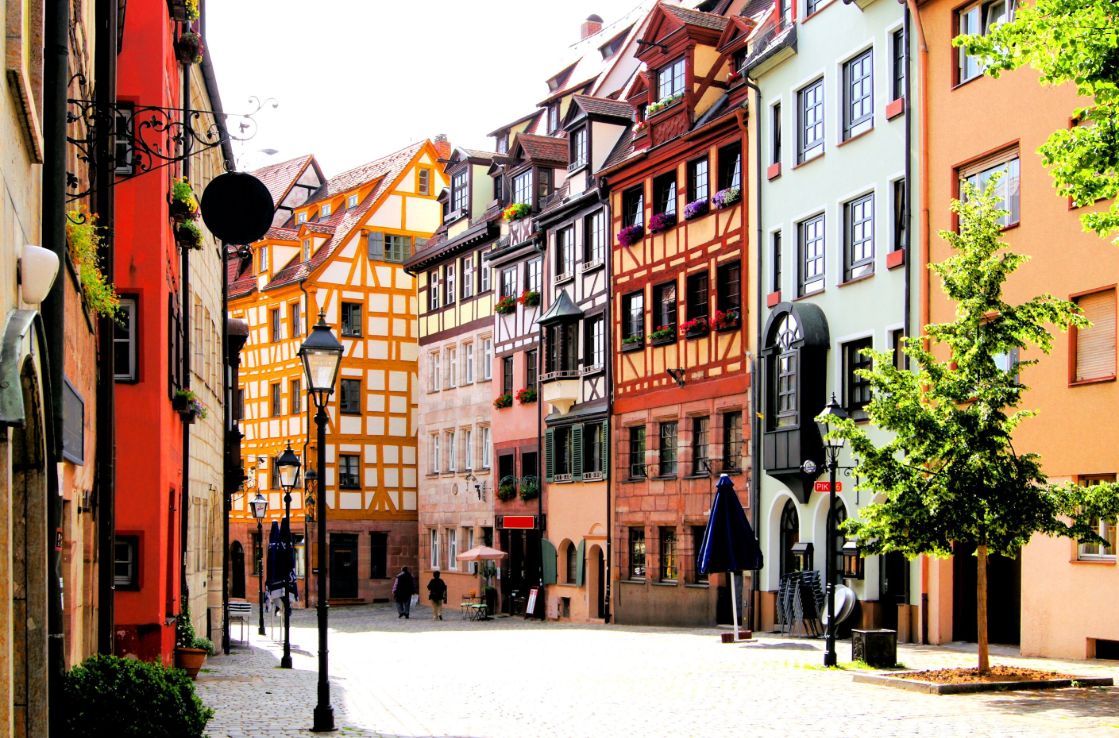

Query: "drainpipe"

xmin=741 ymin=77 xmax=764 ymax=632
xmin=535 ymin=236 xmax=545 ymax=617
xmin=180 ymin=47 xmax=193 ymax=615
xmin=299 ymin=278 xmax=313 ymax=604
xmin=599 ymin=178 xmax=612 ymax=624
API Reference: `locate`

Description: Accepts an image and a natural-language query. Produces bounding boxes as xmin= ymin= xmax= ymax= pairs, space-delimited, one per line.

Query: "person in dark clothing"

xmin=427 ymin=571 xmax=448 ymax=621
xmin=392 ymin=566 xmax=415 ymax=618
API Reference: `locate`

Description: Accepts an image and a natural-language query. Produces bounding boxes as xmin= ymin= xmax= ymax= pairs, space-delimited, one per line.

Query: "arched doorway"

xmin=779 ymin=500 xmax=799 ymax=576
xmin=587 ymin=544 xmax=605 ymax=619
xmin=230 ymin=541 xmax=246 ymax=598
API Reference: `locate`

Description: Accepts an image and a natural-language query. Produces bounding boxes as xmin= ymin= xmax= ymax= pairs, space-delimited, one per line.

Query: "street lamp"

xmin=298 ymin=312 xmax=342 ymax=733
xmin=815 ymin=393 xmax=847 ymax=668
xmin=275 ymin=441 xmax=301 ymax=669
xmin=249 ymin=492 xmax=269 ymax=636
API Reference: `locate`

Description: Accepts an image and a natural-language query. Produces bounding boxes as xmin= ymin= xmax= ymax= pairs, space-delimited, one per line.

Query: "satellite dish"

xmin=200 ymin=171 xmax=274 ymax=245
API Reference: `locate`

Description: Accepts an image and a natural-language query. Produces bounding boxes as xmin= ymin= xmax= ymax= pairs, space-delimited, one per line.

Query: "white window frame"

xmin=113 ymin=297 xmax=138 ymax=381
xmin=657 ymin=57 xmax=685 ymax=100
xmin=463 ymin=254 xmax=475 ymax=299
xmin=464 ymin=342 xmax=475 ymax=384
xmin=961 ymin=151 xmax=1020 ymax=228
xmin=446 ymin=430 xmax=457 ymax=473
xmin=464 ymin=428 xmax=474 ymax=471
xmin=481 ymin=426 xmax=492 ymax=469
xmin=431 ymin=351 xmax=442 ymax=392
xmin=430 ymin=529 xmax=441 ymax=570
xmin=320 ymin=203 xmax=332 ymax=218
xmin=430 ymin=433 xmax=441 ymax=475
xmin=480 ymin=260 xmax=491 ymax=292
xmin=482 ymin=337 xmax=493 ymax=380
xmin=446 ymin=346 xmax=458 ymax=388
xmin=447 ymin=528 xmax=458 ymax=570
xmin=347 ymin=194 xmax=358 ymax=208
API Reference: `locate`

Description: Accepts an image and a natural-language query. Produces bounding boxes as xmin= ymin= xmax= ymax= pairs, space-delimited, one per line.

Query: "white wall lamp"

xmin=19 ymin=244 xmax=60 ymax=305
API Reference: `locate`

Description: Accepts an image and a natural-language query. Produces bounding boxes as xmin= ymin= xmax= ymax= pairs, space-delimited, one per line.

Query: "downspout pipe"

xmin=180 ymin=49 xmax=193 ymax=614
xmin=599 ymin=177 xmax=612 ymax=624
xmin=299 ymin=278 xmax=313 ymax=604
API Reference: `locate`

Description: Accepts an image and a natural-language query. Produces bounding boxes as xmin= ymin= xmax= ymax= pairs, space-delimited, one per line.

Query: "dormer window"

xmin=658 ymin=57 xmax=685 ymax=101
xmin=570 ymin=127 xmax=588 ymax=170
xmin=320 ymin=203 xmax=332 ymax=218
xmin=512 ymin=171 xmax=532 ymax=206
xmin=296 ymin=212 xmax=307 ymax=224
xmin=302 ymin=239 xmax=310 ymax=262
xmin=347 ymin=194 xmax=358 ymax=208
xmin=496 ymin=136 xmax=508 ymax=154
xmin=258 ymin=247 xmax=269 ymax=272
xmin=548 ymin=103 xmax=560 ymax=133
xmin=451 ymin=171 xmax=468 ymax=213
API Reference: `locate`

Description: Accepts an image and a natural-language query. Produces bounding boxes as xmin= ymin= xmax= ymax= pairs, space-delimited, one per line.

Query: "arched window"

xmin=768 ymin=313 xmax=802 ymax=430
xmin=779 ymin=500 xmax=799 ymax=576
xmin=566 ymin=542 xmax=579 ymax=584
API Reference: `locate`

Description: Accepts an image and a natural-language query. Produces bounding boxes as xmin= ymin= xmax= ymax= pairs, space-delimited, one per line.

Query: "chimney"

xmin=432 ymin=134 xmax=451 ymax=161
xmin=580 ymin=14 xmax=604 ymax=40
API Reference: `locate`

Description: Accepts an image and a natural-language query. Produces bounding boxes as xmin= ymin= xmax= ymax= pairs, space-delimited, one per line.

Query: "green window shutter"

xmin=601 ymin=420 xmax=609 ymax=478
xmin=572 ymin=424 xmax=583 ymax=481
xmin=541 ymin=539 xmax=558 ymax=585
xmin=545 ymin=428 xmax=555 ymax=482
xmin=575 ymin=539 xmax=586 ymax=586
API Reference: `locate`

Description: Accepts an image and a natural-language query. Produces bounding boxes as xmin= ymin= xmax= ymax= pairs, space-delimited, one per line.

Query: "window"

xmin=446 ymin=346 xmax=458 ymax=388
xmin=843 ymin=338 xmax=874 ymax=417
xmin=114 ymin=298 xmax=138 ymax=381
xmin=659 ymin=527 xmax=678 ymax=581
xmin=584 ymin=422 xmax=604 ymax=476
xmin=463 ymin=254 xmax=475 ymax=299
xmin=1073 ymin=289 xmax=1116 ymax=383
xmin=960 ymin=151 xmax=1020 ymax=227
xmin=722 ymin=411 xmax=743 ymax=471
xmin=259 ymin=247 xmax=269 ymax=272
xmin=502 ymin=356 xmax=514 ymax=395
xmin=291 ymin=302 xmax=302 ymax=337
xmin=271 ymin=383 xmax=282 ymax=416
xmin=628 ymin=528 xmax=646 ymax=579
xmin=370 ymin=532 xmax=388 ymax=579
xmin=320 ymin=203 xmax=332 ymax=218
xmin=270 ymin=308 xmax=281 ymax=342
xmin=482 ymin=338 xmax=493 ymax=380
xmin=290 ymin=378 xmax=302 ymax=415
xmin=113 ymin=536 xmax=139 ymax=589
xmin=446 ymin=430 xmax=457 ymax=472
xmin=628 ymin=426 xmax=646 ymax=479
xmin=771 ymin=315 xmax=800 ymax=429
xmin=545 ymin=323 xmax=578 ymax=374
xmin=445 ymin=263 xmax=456 ymax=305
xmin=691 ymin=416 xmax=709 ymax=476
xmin=341 ymin=302 xmax=362 ymax=336
xmin=686 ymin=271 xmax=709 ymax=323
xmin=418 ymin=167 xmax=432 ymax=195
xmin=430 ymin=529 xmax=441 ymax=570
xmin=658 ymin=57 xmax=685 ymax=100
xmin=844 ymin=193 xmax=875 ymax=280
xmin=500 ymin=267 xmax=517 ymax=300
xmin=480 ymin=259 xmax=491 ymax=292
xmin=296 ymin=211 xmax=307 ymax=225
xmin=481 ymin=426 xmax=492 ymax=468
xmin=571 ymin=127 xmax=587 ymax=169
xmin=622 ymin=186 xmax=644 ymax=228
xmin=688 ymin=157 xmax=709 ymax=203
xmin=523 ymin=349 xmax=538 ymax=391
xmin=430 ymin=433 xmax=441 ymax=474
xmin=340 ymin=378 xmax=361 ymax=414
xmin=653 ymin=281 xmax=677 ymax=334
xmin=891 ymin=28 xmax=906 ymax=101
xmin=1078 ymin=475 xmax=1117 ymax=559
xmin=692 ymin=526 xmax=709 ymax=583
xmin=718 ymin=142 xmax=742 ymax=190
xmin=797 ymin=79 xmax=825 ymax=163
xmin=798 ymin=214 xmax=826 ymax=296
xmin=806 ymin=0 xmax=823 ymax=14
xmin=114 ymin=105 xmax=135 ymax=174
xmin=339 ymin=455 xmax=360 ymax=489
xmin=302 ymin=239 xmax=311 ymax=262
xmin=623 ymin=290 xmax=644 ymax=343
xmin=653 ymin=171 xmax=677 ymax=217
xmin=891 ymin=328 xmax=906 ymax=370
xmin=566 ymin=542 xmax=579 ymax=583
xmin=537 ymin=169 xmax=553 ymax=208
xmin=368 ymin=232 xmax=385 ymax=261
xmin=659 ymin=422 xmax=678 ymax=476
xmin=385 ymin=235 xmax=411 ymax=263
xmin=892 ymin=179 xmax=908 ymax=252
xmin=513 ymin=171 xmax=532 ymax=206
xmin=347 ymin=194 xmax=358 ymax=209
xmin=843 ymin=49 xmax=874 ymax=140
xmin=428 ymin=270 xmax=441 ymax=311
xmin=555 ymin=228 xmax=574 ymax=279
xmin=452 ymin=171 xmax=468 ymax=213
xmin=957 ymin=1 xmax=1015 ymax=84
xmin=548 ymin=103 xmax=560 ymax=133
xmin=771 ymin=232 xmax=783 ymax=294
xmin=585 ymin=315 xmax=605 ymax=369
xmin=464 ymin=342 xmax=475 ymax=384
xmin=717 ymin=261 xmax=741 ymax=313
xmin=447 ymin=529 xmax=458 ymax=570
xmin=584 ymin=210 xmax=605 ymax=265
xmin=771 ymin=103 xmax=782 ymax=166
xmin=553 ymin=425 xmax=573 ymax=478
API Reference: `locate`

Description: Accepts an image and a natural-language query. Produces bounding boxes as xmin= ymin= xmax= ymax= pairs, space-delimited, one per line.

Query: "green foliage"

xmin=60 ymin=654 xmax=214 ymax=738
xmin=956 ymin=0 xmax=1119 ymax=243
xmin=175 ymin=604 xmax=197 ymax=650
xmin=175 ymin=219 xmax=203 ymax=250
xmin=832 ymin=178 xmax=1119 ymax=560
xmin=65 ymin=208 xmax=121 ymax=319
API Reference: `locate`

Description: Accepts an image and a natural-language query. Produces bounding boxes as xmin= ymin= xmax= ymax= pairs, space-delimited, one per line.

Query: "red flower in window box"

xmin=712 ymin=308 xmax=740 ymax=331
xmin=680 ymin=316 xmax=709 ymax=338
xmin=495 ymin=296 xmax=517 ymax=314
xmin=515 ymin=387 xmax=537 ymax=404
xmin=493 ymin=394 xmax=513 ymax=409
xmin=518 ymin=290 xmax=540 ymax=307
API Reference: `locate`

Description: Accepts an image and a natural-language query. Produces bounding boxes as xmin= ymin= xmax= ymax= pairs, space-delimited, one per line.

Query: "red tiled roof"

xmin=264 ymin=226 xmax=298 ymax=241
xmin=513 ymin=133 xmax=569 ymax=166
xmin=250 ymin=155 xmax=314 ymax=210
xmin=662 ymin=3 xmax=730 ymax=31
xmin=300 ymin=223 xmax=336 ymax=237
xmin=570 ymin=94 xmax=634 ymax=121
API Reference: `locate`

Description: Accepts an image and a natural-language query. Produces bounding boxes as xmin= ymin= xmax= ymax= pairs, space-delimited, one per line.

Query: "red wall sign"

xmin=814 ymin=481 xmax=842 ymax=492
xmin=502 ymin=515 xmax=536 ymax=530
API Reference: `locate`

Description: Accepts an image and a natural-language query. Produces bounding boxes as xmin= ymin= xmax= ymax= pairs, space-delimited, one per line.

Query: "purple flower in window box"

xmin=713 ymin=186 xmax=741 ymax=209
xmin=617 ymin=224 xmax=645 ymax=247
xmin=684 ymin=199 xmax=709 ymax=220
xmin=648 ymin=212 xmax=677 ymax=234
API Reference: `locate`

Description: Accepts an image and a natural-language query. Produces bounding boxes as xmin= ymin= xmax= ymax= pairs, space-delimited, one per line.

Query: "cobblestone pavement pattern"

xmin=196 ymin=603 xmax=1119 ymax=737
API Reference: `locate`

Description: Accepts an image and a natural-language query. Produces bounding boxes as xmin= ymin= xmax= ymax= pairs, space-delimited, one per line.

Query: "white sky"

xmin=206 ymin=0 xmax=649 ymax=177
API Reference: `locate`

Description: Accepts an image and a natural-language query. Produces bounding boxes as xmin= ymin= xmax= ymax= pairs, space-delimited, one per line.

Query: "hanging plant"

xmin=170 ymin=177 xmax=199 ymax=222
xmin=496 ymin=477 xmax=517 ymax=501
xmin=519 ymin=477 xmax=539 ymax=501
xmin=175 ymin=31 xmax=203 ymax=65
xmin=617 ymin=224 xmax=644 ymax=247
xmin=184 ymin=0 xmax=200 ymax=21
xmin=172 ymin=389 xmax=208 ymax=421
xmin=175 ymin=220 xmax=204 ymax=250
xmin=65 ymin=207 xmax=120 ymax=319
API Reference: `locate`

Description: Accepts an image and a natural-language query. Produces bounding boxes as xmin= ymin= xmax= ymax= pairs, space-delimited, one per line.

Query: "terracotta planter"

xmin=175 ymin=647 xmax=207 ymax=679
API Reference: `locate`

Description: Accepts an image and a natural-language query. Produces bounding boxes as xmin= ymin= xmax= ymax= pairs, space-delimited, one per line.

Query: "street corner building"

xmin=227 ymin=140 xmax=447 ymax=608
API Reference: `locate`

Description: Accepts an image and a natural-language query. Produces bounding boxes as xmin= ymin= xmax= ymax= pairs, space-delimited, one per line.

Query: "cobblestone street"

xmin=195 ymin=604 xmax=1119 ymax=737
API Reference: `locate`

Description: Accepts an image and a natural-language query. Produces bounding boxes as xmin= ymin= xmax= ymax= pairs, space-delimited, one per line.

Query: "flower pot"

xmin=170 ymin=199 xmax=198 ymax=223
xmin=650 ymin=334 xmax=675 ymax=346
xmin=174 ymin=647 xmax=207 ymax=679
xmin=174 ymin=33 xmax=203 ymax=65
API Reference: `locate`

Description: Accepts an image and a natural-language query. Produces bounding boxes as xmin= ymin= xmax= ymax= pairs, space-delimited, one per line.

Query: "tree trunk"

xmin=976 ymin=544 xmax=989 ymax=674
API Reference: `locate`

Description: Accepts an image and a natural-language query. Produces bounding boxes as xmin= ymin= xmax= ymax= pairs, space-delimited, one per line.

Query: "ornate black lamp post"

xmin=249 ymin=492 xmax=269 ymax=636
xmin=299 ymin=313 xmax=342 ymax=733
xmin=275 ymin=441 xmax=301 ymax=669
xmin=815 ymin=394 xmax=847 ymax=668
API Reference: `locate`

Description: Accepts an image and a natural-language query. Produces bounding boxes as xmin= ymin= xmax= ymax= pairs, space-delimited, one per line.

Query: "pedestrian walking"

xmin=392 ymin=566 xmax=415 ymax=618
xmin=427 ymin=571 xmax=448 ymax=621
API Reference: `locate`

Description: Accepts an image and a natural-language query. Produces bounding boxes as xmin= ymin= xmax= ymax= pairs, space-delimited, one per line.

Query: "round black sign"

xmin=200 ymin=171 xmax=274 ymax=245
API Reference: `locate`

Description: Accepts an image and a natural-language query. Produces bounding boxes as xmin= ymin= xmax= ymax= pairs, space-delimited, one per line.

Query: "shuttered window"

xmin=1074 ymin=290 xmax=1116 ymax=383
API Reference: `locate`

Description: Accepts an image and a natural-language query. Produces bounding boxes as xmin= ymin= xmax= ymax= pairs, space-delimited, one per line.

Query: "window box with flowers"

xmin=495 ymin=295 xmax=517 ymax=314
xmin=680 ymin=316 xmax=709 ymax=339
xmin=515 ymin=387 xmax=537 ymax=404
xmin=174 ymin=219 xmax=203 ymax=250
xmin=66 ymin=207 xmax=120 ymax=319
xmin=502 ymin=203 xmax=531 ymax=222
xmin=713 ymin=187 xmax=741 ymax=209
xmin=617 ymin=224 xmax=644 ymax=247
xmin=713 ymin=308 xmax=740 ymax=332
xmin=650 ymin=325 xmax=676 ymax=346
xmin=174 ymin=31 xmax=203 ymax=65
xmin=621 ymin=334 xmax=644 ymax=352
xmin=493 ymin=393 xmax=513 ymax=409
xmin=172 ymin=389 xmax=208 ymax=423
xmin=496 ymin=476 xmax=517 ymax=502
xmin=648 ymin=212 xmax=676 ymax=234
xmin=170 ymin=178 xmax=199 ymax=223
xmin=519 ymin=476 xmax=539 ymax=502
xmin=684 ymin=199 xmax=709 ymax=221
xmin=646 ymin=93 xmax=683 ymax=117
xmin=518 ymin=290 xmax=540 ymax=307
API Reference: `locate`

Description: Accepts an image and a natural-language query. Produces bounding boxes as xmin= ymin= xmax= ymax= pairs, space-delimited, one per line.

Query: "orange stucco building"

xmin=918 ymin=0 xmax=1119 ymax=658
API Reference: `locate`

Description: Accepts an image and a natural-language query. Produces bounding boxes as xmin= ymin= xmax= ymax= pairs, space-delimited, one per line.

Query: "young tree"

xmin=831 ymin=180 xmax=1119 ymax=673
xmin=957 ymin=0 xmax=1119 ymax=243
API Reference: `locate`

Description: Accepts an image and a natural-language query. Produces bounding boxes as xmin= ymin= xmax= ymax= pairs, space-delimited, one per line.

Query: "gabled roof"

xmin=662 ymin=2 xmax=730 ymax=31
xmin=250 ymin=154 xmax=317 ymax=213
xmin=716 ymin=14 xmax=757 ymax=53
xmin=509 ymin=133 xmax=569 ymax=167
xmin=568 ymin=94 xmax=634 ymax=123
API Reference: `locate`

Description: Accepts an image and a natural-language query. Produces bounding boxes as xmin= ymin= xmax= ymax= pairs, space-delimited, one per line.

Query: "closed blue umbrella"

xmin=280 ymin=515 xmax=298 ymax=603
xmin=265 ymin=521 xmax=285 ymax=610
xmin=699 ymin=474 xmax=763 ymax=639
